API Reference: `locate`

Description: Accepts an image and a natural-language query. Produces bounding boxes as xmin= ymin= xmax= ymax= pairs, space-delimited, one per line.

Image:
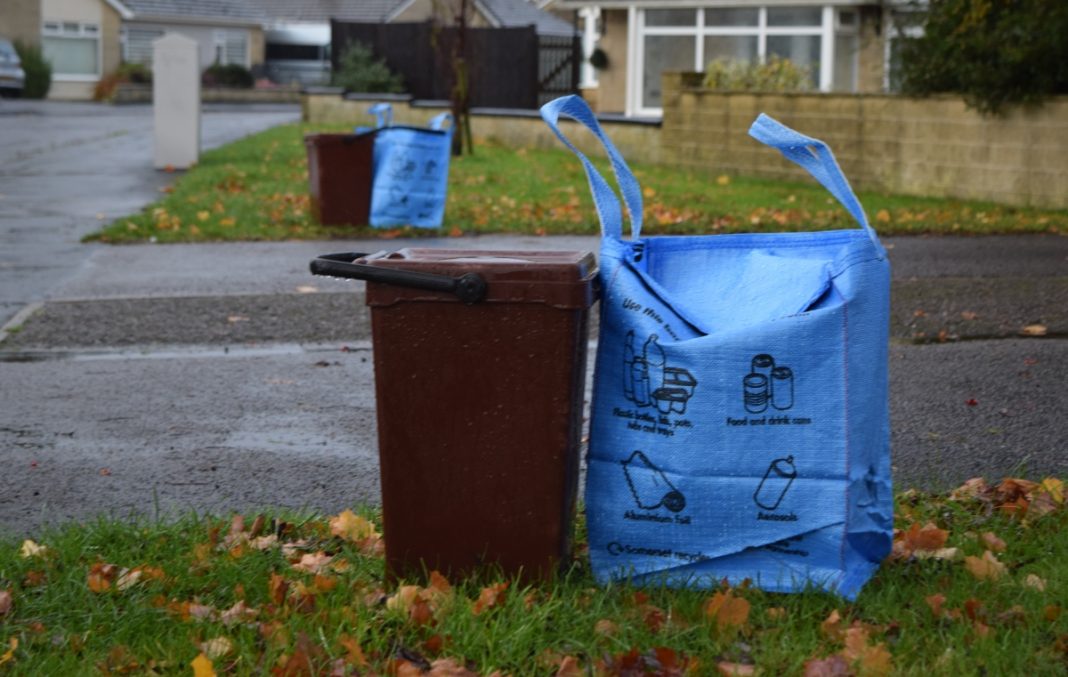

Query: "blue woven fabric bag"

xmin=541 ymin=95 xmax=892 ymax=599
xmin=360 ymin=104 xmax=453 ymax=228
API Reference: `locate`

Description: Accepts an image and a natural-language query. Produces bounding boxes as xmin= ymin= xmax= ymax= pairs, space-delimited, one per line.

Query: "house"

xmin=32 ymin=0 xmax=266 ymax=100
xmin=552 ymin=0 xmax=922 ymax=116
xmin=244 ymin=0 xmax=576 ymax=86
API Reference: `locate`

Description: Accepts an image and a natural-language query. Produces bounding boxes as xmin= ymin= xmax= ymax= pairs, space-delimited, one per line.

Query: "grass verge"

xmin=85 ymin=123 xmax=1068 ymax=244
xmin=1 ymin=478 xmax=1065 ymax=674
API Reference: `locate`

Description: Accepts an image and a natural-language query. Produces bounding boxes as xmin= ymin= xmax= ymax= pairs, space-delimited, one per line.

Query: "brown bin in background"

xmin=310 ymin=249 xmax=597 ymax=581
xmin=304 ymin=133 xmax=374 ymax=226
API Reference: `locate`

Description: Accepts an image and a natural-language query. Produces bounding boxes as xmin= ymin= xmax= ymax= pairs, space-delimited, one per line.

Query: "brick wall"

xmin=661 ymin=73 xmax=1068 ymax=209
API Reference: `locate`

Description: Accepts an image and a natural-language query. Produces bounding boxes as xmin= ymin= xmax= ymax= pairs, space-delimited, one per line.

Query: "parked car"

xmin=0 ymin=37 xmax=25 ymax=97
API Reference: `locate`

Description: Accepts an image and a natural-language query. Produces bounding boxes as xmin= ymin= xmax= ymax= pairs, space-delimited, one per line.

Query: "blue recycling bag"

xmin=359 ymin=103 xmax=453 ymax=228
xmin=541 ymin=95 xmax=892 ymax=599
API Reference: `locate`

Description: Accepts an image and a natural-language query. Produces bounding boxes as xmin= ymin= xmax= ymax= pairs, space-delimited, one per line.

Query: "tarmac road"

xmin=0 ymin=101 xmax=1066 ymax=536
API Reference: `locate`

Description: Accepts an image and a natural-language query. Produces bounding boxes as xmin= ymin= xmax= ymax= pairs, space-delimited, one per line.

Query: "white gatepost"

xmin=152 ymin=33 xmax=200 ymax=169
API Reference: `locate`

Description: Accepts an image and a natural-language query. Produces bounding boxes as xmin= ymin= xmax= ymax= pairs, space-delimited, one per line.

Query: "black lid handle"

xmin=310 ymin=252 xmax=487 ymax=304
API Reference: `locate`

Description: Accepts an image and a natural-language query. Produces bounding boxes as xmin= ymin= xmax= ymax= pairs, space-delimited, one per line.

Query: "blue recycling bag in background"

xmin=540 ymin=95 xmax=892 ymax=599
xmin=358 ymin=103 xmax=453 ymax=228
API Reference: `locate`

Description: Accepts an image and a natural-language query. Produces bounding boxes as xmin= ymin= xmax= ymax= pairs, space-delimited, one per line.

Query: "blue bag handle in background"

xmin=355 ymin=103 xmax=394 ymax=134
xmin=540 ymin=95 xmax=883 ymax=256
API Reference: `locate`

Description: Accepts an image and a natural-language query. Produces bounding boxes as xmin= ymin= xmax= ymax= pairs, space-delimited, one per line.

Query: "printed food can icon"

xmin=751 ymin=353 xmax=775 ymax=376
xmin=743 ymin=372 xmax=769 ymax=413
xmin=754 ymin=456 xmax=797 ymax=511
xmin=622 ymin=450 xmax=686 ymax=513
xmin=771 ymin=366 xmax=794 ymax=410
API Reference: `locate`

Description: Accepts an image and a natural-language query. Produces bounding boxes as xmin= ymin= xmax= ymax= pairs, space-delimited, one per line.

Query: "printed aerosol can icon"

xmin=622 ymin=450 xmax=686 ymax=513
xmin=753 ymin=456 xmax=797 ymax=511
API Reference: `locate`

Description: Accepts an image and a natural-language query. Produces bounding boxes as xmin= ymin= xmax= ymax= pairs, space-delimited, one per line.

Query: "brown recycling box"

xmin=310 ymin=249 xmax=597 ymax=581
xmin=304 ymin=133 xmax=374 ymax=226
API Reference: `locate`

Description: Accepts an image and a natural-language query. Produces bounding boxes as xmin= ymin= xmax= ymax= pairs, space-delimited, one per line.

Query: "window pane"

xmin=645 ymin=9 xmax=696 ymax=27
xmin=705 ymin=8 xmax=758 ymax=27
xmin=126 ymin=29 xmax=164 ymax=64
xmin=42 ymin=36 xmax=98 ymax=75
xmin=643 ymin=35 xmax=694 ymax=108
xmin=766 ymin=35 xmax=820 ymax=87
xmin=703 ymin=35 xmax=757 ymax=64
xmin=833 ymin=34 xmax=857 ymax=92
xmin=225 ymin=36 xmax=247 ymax=66
xmin=767 ymin=7 xmax=822 ymax=27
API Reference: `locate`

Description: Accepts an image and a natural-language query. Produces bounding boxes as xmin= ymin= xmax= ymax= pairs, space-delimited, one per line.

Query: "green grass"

xmin=1 ymin=481 xmax=1066 ymax=674
xmin=84 ymin=123 xmax=1068 ymax=244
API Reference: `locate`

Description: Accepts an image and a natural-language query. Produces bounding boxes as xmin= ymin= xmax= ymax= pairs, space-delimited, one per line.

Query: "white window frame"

xmin=628 ymin=5 xmax=839 ymax=117
xmin=213 ymin=29 xmax=250 ymax=67
xmin=42 ymin=20 xmax=103 ymax=81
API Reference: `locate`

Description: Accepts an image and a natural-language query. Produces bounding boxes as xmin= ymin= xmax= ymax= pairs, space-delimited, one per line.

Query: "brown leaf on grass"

xmin=555 ymin=655 xmax=584 ymax=677
xmin=980 ymin=532 xmax=1007 ymax=552
xmin=820 ymin=610 xmax=845 ymax=640
xmin=338 ymin=634 xmax=367 ymax=668
xmin=269 ymin=573 xmax=289 ymax=605
xmin=199 ymin=637 xmax=233 ymax=660
xmin=472 ymin=582 xmax=508 ymax=615
xmin=766 ymin=607 xmax=786 ymax=620
xmin=964 ymin=551 xmax=1007 ymax=581
xmin=0 ymin=590 xmax=11 ymax=617
xmin=19 ymin=540 xmax=48 ymax=558
xmin=221 ymin=600 xmax=257 ymax=626
xmin=427 ymin=658 xmax=479 ymax=676
xmin=260 ymin=621 xmax=290 ymax=649
xmin=842 ymin=626 xmax=893 ymax=676
xmin=1045 ymin=605 xmax=1062 ymax=622
xmin=705 ymin=590 xmax=750 ymax=634
xmin=891 ymin=522 xmax=949 ymax=559
xmin=717 ymin=661 xmax=757 ymax=676
xmin=642 ymin=604 xmax=667 ymax=633
xmin=88 ymin=563 xmax=119 ymax=593
xmin=960 ymin=311 xmax=979 ymax=321
xmin=291 ymin=551 xmax=333 ymax=574
xmin=0 ymin=639 xmax=17 ymax=667
xmin=950 ymin=477 xmax=989 ymax=501
xmin=1024 ymin=574 xmax=1047 ymax=591
xmin=803 ymin=655 xmax=851 ymax=676
xmin=22 ymin=570 xmax=46 ymax=587
xmin=925 ymin=593 xmax=946 ymax=617
xmin=274 ymin=633 xmax=324 ymax=677
xmin=594 ymin=618 xmax=619 ymax=637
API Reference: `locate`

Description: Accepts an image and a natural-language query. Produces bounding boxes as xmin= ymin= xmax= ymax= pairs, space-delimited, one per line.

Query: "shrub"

xmin=93 ymin=62 xmax=153 ymax=101
xmin=702 ymin=56 xmax=812 ymax=92
xmin=202 ymin=63 xmax=254 ymax=89
xmin=13 ymin=41 xmax=51 ymax=99
xmin=896 ymin=0 xmax=1068 ymax=115
xmin=331 ymin=42 xmax=404 ymax=94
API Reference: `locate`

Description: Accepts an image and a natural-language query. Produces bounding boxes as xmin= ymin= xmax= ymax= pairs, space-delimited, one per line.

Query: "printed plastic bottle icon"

xmin=622 ymin=450 xmax=686 ymax=513
xmin=622 ymin=331 xmax=636 ymax=401
xmin=754 ymin=456 xmax=797 ymax=511
xmin=771 ymin=366 xmax=794 ymax=410
xmin=631 ymin=359 xmax=650 ymax=405
xmin=743 ymin=373 xmax=769 ymax=413
xmin=644 ymin=334 xmax=665 ymax=395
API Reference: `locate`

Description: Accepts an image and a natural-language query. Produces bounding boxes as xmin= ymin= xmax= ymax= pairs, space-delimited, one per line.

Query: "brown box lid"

xmin=361 ymin=248 xmax=598 ymax=309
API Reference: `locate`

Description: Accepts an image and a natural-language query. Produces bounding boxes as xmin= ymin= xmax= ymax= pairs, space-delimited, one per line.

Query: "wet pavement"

xmin=0 ymin=100 xmax=1066 ymax=536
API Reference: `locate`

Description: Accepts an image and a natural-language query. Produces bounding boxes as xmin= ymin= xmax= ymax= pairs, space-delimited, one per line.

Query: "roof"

xmin=477 ymin=0 xmax=576 ymax=36
xmin=243 ymin=0 xmax=406 ymax=23
xmin=244 ymin=0 xmax=577 ymax=35
xmin=117 ymin=0 xmax=267 ymax=23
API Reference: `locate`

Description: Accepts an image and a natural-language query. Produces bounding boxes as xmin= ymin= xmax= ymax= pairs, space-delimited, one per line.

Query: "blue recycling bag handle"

xmin=368 ymin=103 xmax=393 ymax=128
xmin=540 ymin=95 xmax=643 ymax=241
xmin=429 ymin=112 xmax=454 ymax=133
xmin=749 ymin=114 xmax=885 ymax=256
